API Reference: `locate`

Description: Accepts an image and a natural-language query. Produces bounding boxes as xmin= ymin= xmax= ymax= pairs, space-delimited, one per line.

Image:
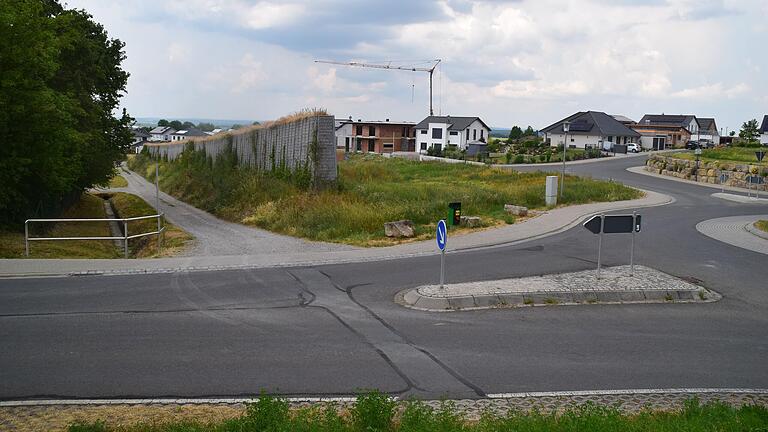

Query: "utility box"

xmin=545 ymin=176 xmax=558 ymax=207
xmin=448 ymin=202 xmax=461 ymax=226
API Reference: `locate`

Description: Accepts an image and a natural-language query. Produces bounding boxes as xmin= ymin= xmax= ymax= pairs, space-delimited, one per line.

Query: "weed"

xmin=544 ymin=297 xmax=558 ymax=305
xmin=698 ymin=291 xmax=707 ymax=301
xmin=351 ymin=390 xmax=397 ymax=432
xmin=664 ymin=293 xmax=674 ymax=301
xmin=523 ymin=298 xmax=534 ymax=305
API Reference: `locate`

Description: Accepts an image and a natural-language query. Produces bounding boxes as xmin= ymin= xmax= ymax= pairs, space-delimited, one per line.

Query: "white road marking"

xmin=487 ymin=388 xmax=768 ymax=399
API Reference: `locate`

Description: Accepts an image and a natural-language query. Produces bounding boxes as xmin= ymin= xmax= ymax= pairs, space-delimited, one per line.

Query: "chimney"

xmin=348 ymin=116 xmax=352 ymax=120
xmin=386 ymin=118 xmax=389 ymax=122
xmin=357 ymin=119 xmax=361 ymax=122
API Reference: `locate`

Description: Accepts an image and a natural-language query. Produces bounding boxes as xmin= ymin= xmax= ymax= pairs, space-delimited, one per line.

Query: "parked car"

xmin=699 ymin=139 xmax=714 ymax=148
xmin=627 ymin=143 xmax=640 ymax=153
xmin=685 ymin=140 xmax=700 ymax=150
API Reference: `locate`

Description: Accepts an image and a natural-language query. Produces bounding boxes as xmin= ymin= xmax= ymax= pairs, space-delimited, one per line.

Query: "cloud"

xmin=671 ymin=82 xmax=750 ymax=99
xmin=241 ymin=2 xmax=305 ymax=29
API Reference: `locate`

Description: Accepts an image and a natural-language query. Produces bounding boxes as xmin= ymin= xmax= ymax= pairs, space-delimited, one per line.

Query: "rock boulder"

xmin=384 ymin=220 xmax=415 ymax=238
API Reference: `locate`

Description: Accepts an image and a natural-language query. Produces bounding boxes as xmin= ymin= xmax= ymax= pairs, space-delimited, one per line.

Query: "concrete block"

xmin=618 ymin=291 xmax=646 ymax=302
xmin=498 ymin=294 xmax=524 ymax=306
xmin=448 ymin=296 xmax=477 ymax=310
xmin=415 ymin=296 xmax=450 ymax=310
xmin=473 ymin=295 xmax=503 ymax=308
xmin=596 ymin=291 xmax=621 ymax=303
xmin=676 ymin=290 xmax=695 ymax=300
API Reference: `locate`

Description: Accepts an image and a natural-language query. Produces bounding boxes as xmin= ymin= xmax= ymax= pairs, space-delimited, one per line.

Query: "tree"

xmin=729 ymin=131 xmax=736 ymax=137
xmin=197 ymin=122 xmax=215 ymax=132
xmin=181 ymin=121 xmax=195 ymax=130
xmin=523 ymin=126 xmax=535 ymax=137
xmin=169 ymin=120 xmax=183 ymax=130
xmin=230 ymin=124 xmax=244 ymax=130
xmin=739 ymin=119 xmax=759 ymax=142
xmin=508 ymin=126 xmax=523 ymax=141
xmin=157 ymin=119 xmax=169 ymax=127
xmin=0 ymin=0 xmax=131 ymax=225
xmin=252 ymin=121 xmax=261 ymax=126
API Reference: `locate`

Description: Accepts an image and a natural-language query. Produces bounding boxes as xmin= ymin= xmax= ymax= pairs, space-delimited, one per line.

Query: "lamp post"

xmin=560 ymin=121 xmax=570 ymax=199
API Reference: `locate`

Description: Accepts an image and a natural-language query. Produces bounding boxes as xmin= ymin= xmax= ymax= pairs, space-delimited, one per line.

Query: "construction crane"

xmin=314 ymin=59 xmax=441 ymax=115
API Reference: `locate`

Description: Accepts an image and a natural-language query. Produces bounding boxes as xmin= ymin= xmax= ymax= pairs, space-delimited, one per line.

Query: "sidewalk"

xmin=0 ymin=189 xmax=672 ymax=278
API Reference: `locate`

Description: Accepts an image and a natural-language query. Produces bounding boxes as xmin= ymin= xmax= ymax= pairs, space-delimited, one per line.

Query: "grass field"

xmin=65 ymin=392 xmax=768 ymax=432
xmin=670 ymin=147 xmax=767 ymax=166
xmin=130 ymin=152 xmax=641 ymax=246
xmin=0 ymin=193 xmax=120 ymax=259
xmin=756 ymin=220 xmax=768 ymax=233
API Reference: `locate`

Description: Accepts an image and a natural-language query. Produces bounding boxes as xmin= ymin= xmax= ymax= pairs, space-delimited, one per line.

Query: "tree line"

xmin=0 ymin=0 xmax=131 ymax=226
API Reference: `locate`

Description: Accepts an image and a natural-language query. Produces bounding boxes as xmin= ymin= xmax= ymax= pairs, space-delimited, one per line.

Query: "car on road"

xmin=627 ymin=143 xmax=640 ymax=153
xmin=699 ymin=139 xmax=715 ymax=148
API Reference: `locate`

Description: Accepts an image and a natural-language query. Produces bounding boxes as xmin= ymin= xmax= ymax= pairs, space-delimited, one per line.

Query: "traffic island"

xmin=396 ymin=265 xmax=720 ymax=311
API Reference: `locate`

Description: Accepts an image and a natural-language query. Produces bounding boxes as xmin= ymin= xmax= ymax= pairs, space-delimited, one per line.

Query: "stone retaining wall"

xmin=646 ymin=154 xmax=767 ymax=191
xmin=146 ymin=115 xmax=337 ymax=185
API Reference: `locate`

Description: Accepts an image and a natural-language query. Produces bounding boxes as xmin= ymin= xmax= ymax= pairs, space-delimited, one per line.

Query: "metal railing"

xmin=25 ymin=213 xmax=165 ymax=258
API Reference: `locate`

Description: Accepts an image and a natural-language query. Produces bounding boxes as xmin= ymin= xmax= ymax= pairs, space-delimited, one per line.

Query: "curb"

xmin=745 ymin=221 xmax=768 ymax=240
xmin=397 ymin=286 xmax=720 ymax=312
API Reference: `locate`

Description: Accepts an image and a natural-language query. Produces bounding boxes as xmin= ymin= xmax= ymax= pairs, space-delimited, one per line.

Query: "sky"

xmin=65 ymin=0 xmax=767 ymax=131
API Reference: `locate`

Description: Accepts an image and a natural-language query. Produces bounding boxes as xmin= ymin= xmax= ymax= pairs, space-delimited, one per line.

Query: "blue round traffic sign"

xmin=436 ymin=219 xmax=447 ymax=251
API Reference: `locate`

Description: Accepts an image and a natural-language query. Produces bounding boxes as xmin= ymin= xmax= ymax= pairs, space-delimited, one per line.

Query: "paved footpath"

xmin=0 ymin=186 xmax=672 ymax=277
xmin=696 ymin=215 xmax=768 ymax=255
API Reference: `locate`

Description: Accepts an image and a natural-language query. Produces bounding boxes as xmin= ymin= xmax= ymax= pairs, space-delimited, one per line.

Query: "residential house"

xmin=761 ymin=115 xmax=768 ymax=145
xmin=632 ymin=114 xmax=699 ymax=150
xmin=131 ymin=128 xmax=150 ymax=153
xmin=697 ymin=118 xmax=720 ymax=144
xmin=541 ymin=111 xmax=640 ymax=149
xmin=170 ymin=128 xmax=208 ymax=141
xmin=335 ymin=118 xmax=416 ymax=153
xmin=413 ymin=116 xmax=491 ymax=154
xmin=611 ymin=115 xmax=636 ymax=126
xmin=149 ymin=126 xmax=176 ymax=142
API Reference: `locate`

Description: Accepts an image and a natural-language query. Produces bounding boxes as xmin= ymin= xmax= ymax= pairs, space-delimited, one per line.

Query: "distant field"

xmin=130 ymin=152 xmax=641 ymax=246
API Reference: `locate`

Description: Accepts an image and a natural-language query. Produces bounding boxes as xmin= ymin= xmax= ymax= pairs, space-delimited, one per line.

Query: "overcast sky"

xmin=67 ymin=0 xmax=767 ymax=131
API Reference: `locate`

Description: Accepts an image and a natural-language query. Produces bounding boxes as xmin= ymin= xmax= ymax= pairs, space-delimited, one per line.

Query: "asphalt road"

xmin=2 ymin=156 xmax=767 ymax=400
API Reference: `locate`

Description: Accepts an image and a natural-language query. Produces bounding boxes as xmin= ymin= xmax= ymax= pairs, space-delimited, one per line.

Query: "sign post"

xmin=436 ymin=219 xmax=447 ymax=289
xmin=584 ymin=213 xmax=642 ymax=279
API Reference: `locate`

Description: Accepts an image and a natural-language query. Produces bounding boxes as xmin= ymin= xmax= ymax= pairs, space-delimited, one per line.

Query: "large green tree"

xmin=739 ymin=119 xmax=759 ymax=142
xmin=508 ymin=126 xmax=523 ymax=141
xmin=0 ymin=0 xmax=131 ymax=225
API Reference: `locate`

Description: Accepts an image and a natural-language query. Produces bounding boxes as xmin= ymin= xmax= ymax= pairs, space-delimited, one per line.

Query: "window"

xmin=344 ymin=137 xmax=350 ymax=152
xmin=356 ymin=125 xmax=363 ymax=136
xmin=383 ymin=143 xmax=394 ymax=151
xmin=449 ymin=131 xmax=458 ymax=136
xmin=402 ymin=127 xmax=408 ymax=137
xmin=473 ymin=129 xmax=477 ymax=140
xmin=432 ymin=128 xmax=442 ymax=139
xmin=571 ymin=137 xmax=575 ymax=142
xmin=420 ymin=129 xmax=427 ymax=134
xmin=480 ymin=130 xmax=484 ymax=140
xmin=368 ymin=139 xmax=375 ymax=152
xmin=420 ymin=142 xmax=427 ymax=150
xmin=466 ymin=130 xmax=470 ymax=140
xmin=356 ymin=138 xmax=362 ymax=151
xmin=369 ymin=126 xmax=375 ymax=136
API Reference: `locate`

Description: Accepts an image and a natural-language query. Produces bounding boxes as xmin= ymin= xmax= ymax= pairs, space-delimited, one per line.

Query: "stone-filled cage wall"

xmin=146 ymin=112 xmax=337 ymax=186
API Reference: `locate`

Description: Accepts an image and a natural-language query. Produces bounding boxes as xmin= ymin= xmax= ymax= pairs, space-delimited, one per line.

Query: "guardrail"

xmin=25 ymin=214 xmax=165 ymax=258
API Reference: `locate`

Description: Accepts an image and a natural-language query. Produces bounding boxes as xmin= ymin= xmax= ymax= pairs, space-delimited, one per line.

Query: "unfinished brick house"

xmin=335 ymin=118 xmax=416 ymax=153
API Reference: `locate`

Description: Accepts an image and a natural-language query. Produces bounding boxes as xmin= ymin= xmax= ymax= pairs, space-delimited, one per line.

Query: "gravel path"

xmin=102 ymin=167 xmax=357 ymax=256
xmin=696 ymin=215 xmax=768 ymax=256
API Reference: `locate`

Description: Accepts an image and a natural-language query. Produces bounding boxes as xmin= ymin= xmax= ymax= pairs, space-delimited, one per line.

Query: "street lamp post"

xmin=560 ymin=121 xmax=570 ymax=199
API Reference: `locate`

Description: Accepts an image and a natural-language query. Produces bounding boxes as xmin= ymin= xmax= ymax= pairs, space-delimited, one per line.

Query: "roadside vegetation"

xmin=130 ymin=150 xmax=640 ymax=246
xmin=109 ymin=174 xmax=129 ymax=188
xmin=0 ymin=193 xmax=119 ymax=259
xmin=755 ymin=220 xmax=768 ymax=233
xmin=66 ymin=392 xmax=768 ymax=432
xmin=105 ymin=192 xmax=192 ymax=258
xmin=670 ymin=146 xmax=767 ymax=166
xmin=0 ymin=192 xmax=192 ymax=259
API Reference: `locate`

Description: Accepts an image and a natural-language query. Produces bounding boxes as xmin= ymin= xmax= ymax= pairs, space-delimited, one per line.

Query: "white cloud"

xmin=241 ymin=2 xmax=305 ymax=29
xmin=671 ymin=83 xmax=750 ymax=99
xmin=167 ymin=42 xmax=187 ymax=63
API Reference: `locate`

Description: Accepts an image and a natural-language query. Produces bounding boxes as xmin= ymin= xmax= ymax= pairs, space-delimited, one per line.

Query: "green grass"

xmin=129 ymin=151 xmax=641 ymax=247
xmin=67 ymin=392 xmax=768 ymax=432
xmin=107 ymin=192 xmax=193 ymax=258
xmin=670 ymin=147 xmax=767 ymax=166
xmin=109 ymin=174 xmax=129 ymax=188
xmin=755 ymin=220 xmax=768 ymax=233
xmin=0 ymin=193 xmax=120 ymax=259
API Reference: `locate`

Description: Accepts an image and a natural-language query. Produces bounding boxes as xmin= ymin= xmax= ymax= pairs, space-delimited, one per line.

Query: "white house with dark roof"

xmin=760 ymin=115 xmax=768 ymax=145
xmin=149 ymin=126 xmax=176 ymax=142
xmin=413 ymin=115 xmax=491 ymax=153
xmin=696 ymin=118 xmax=720 ymax=144
xmin=541 ymin=111 xmax=640 ymax=149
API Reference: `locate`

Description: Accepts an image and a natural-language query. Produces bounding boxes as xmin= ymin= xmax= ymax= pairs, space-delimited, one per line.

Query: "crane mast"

xmin=314 ymin=59 xmax=441 ymax=115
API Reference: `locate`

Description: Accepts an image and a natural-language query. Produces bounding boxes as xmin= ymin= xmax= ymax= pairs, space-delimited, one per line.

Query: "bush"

xmin=513 ymin=154 xmax=525 ymax=164
xmin=351 ymin=390 xmax=397 ymax=432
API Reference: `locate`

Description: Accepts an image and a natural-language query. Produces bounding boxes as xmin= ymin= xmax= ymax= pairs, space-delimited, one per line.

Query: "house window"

xmin=449 ymin=131 xmax=458 ymax=136
xmin=480 ymin=130 xmax=484 ymax=140
xmin=356 ymin=138 xmax=362 ymax=151
xmin=402 ymin=127 xmax=408 ymax=137
xmin=432 ymin=128 xmax=442 ymax=139
xmin=368 ymin=139 xmax=375 ymax=152
xmin=473 ymin=129 xmax=476 ymax=140
xmin=369 ymin=126 xmax=375 ymax=136
xmin=466 ymin=130 xmax=470 ymax=140
xmin=344 ymin=137 xmax=350 ymax=152
xmin=356 ymin=125 xmax=363 ymax=136
xmin=420 ymin=130 xmax=427 ymax=134
xmin=571 ymin=137 xmax=575 ymax=142
xmin=420 ymin=142 xmax=427 ymax=150
xmin=383 ymin=143 xmax=394 ymax=151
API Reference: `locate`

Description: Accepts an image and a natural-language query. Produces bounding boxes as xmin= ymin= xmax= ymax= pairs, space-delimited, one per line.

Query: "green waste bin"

xmin=448 ymin=202 xmax=461 ymax=226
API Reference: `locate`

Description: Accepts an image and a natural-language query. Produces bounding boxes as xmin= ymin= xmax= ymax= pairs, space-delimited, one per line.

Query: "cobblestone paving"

xmin=2 ymin=392 xmax=766 ymax=431
xmin=418 ymin=265 xmax=699 ymax=297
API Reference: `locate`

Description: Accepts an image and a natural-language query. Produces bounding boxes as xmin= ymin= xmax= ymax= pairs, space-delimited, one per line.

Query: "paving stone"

xmin=447 ymin=296 xmax=477 ymax=310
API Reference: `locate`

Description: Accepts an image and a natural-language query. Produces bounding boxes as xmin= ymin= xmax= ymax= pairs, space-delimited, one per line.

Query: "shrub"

xmin=351 ymin=390 xmax=397 ymax=432
xmin=513 ymin=154 xmax=525 ymax=164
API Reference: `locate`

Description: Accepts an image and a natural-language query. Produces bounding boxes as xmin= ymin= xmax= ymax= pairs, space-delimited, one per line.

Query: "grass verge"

xmin=130 ymin=152 xmax=641 ymax=246
xmin=65 ymin=392 xmax=768 ymax=432
xmin=755 ymin=220 xmax=768 ymax=233
xmin=106 ymin=192 xmax=193 ymax=258
xmin=0 ymin=193 xmax=119 ymax=259
xmin=670 ymin=147 xmax=767 ymax=166
xmin=109 ymin=174 xmax=128 ymax=188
